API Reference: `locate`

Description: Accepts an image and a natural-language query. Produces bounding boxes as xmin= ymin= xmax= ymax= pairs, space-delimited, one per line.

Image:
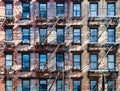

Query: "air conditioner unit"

xmin=23 ymin=39 xmax=29 ymax=43
xmin=74 ymin=39 xmax=80 ymax=43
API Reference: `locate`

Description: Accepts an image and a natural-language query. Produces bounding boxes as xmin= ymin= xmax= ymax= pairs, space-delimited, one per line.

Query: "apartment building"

xmin=0 ymin=0 xmax=120 ymax=91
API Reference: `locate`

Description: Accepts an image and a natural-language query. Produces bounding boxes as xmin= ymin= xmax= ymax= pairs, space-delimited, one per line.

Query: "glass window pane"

xmin=108 ymin=29 xmax=115 ymax=42
xmin=23 ymin=29 xmax=30 ymax=42
xmin=23 ymin=80 xmax=30 ymax=91
xmin=73 ymin=4 xmax=80 ymax=17
xmin=23 ymin=54 xmax=30 ymax=69
xmin=57 ymin=80 xmax=63 ymax=91
xmin=5 ymin=4 xmax=12 ymax=16
xmin=5 ymin=29 xmax=12 ymax=41
xmin=108 ymin=81 xmax=115 ymax=91
xmin=107 ymin=3 xmax=115 ymax=16
xmin=57 ymin=4 xmax=64 ymax=17
xmin=6 ymin=80 xmax=12 ymax=91
xmin=56 ymin=54 xmax=64 ymax=70
xmin=22 ymin=3 xmax=30 ymax=18
xmin=39 ymin=4 xmax=47 ymax=18
xmin=90 ymin=54 xmax=97 ymax=62
xmin=90 ymin=81 xmax=97 ymax=91
xmin=40 ymin=80 xmax=47 ymax=91
xmin=39 ymin=29 xmax=47 ymax=43
xmin=90 ymin=3 xmax=98 ymax=16
xmin=6 ymin=54 xmax=12 ymax=67
xmin=73 ymin=80 xmax=80 ymax=91
xmin=57 ymin=29 xmax=64 ymax=43
xmin=73 ymin=29 xmax=81 ymax=43
xmin=90 ymin=29 xmax=98 ymax=43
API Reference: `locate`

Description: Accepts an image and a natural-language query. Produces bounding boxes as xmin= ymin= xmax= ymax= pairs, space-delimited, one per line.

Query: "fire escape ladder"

xmin=0 ymin=17 xmax=6 ymax=31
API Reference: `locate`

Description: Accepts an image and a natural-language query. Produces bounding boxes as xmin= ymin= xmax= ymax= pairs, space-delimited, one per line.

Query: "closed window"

xmin=90 ymin=28 xmax=98 ymax=43
xmin=39 ymin=54 xmax=47 ymax=69
xmin=90 ymin=54 xmax=98 ymax=70
xmin=22 ymin=80 xmax=30 ymax=91
xmin=56 ymin=28 xmax=64 ymax=43
xmin=5 ymin=28 xmax=13 ymax=41
xmin=6 ymin=80 xmax=12 ymax=91
xmin=40 ymin=80 xmax=47 ymax=91
xmin=22 ymin=28 xmax=30 ymax=43
xmin=108 ymin=54 xmax=115 ymax=70
xmin=73 ymin=4 xmax=81 ymax=17
xmin=73 ymin=80 xmax=81 ymax=91
xmin=56 ymin=54 xmax=64 ymax=70
xmin=73 ymin=54 xmax=81 ymax=69
xmin=56 ymin=4 xmax=64 ymax=17
xmin=22 ymin=54 xmax=30 ymax=70
xmin=90 ymin=3 xmax=98 ymax=16
xmin=107 ymin=29 xmax=115 ymax=43
xmin=73 ymin=28 xmax=81 ymax=43
xmin=57 ymin=80 xmax=64 ymax=91
xmin=39 ymin=28 xmax=47 ymax=43
xmin=39 ymin=3 xmax=47 ymax=18
xmin=107 ymin=3 xmax=115 ymax=16
xmin=108 ymin=81 xmax=115 ymax=91
xmin=90 ymin=80 xmax=98 ymax=91
xmin=5 ymin=3 xmax=13 ymax=16
xmin=22 ymin=3 xmax=30 ymax=18
xmin=5 ymin=54 xmax=12 ymax=69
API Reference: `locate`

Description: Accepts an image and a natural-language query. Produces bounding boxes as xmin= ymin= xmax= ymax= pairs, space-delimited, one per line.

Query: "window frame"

xmin=73 ymin=54 xmax=81 ymax=70
xmin=22 ymin=2 xmax=30 ymax=19
xmin=56 ymin=28 xmax=64 ymax=43
xmin=5 ymin=3 xmax=13 ymax=16
xmin=107 ymin=2 xmax=115 ymax=17
xmin=5 ymin=28 xmax=13 ymax=41
xmin=5 ymin=79 xmax=13 ymax=91
xmin=5 ymin=54 xmax=13 ymax=69
xmin=107 ymin=28 xmax=115 ymax=43
xmin=39 ymin=79 xmax=47 ymax=91
xmin=39 ymin=28 xmax=47 ymax=43
xmin=22 ymin=79 xmax=30 ymax=91
xmin=73 ymin=28 xmax=81 ymax=43
xmin=90 ymin=54 xmax=98 ymax=70
xmin=73 ymin=80 xmax=81 ymax=91
xmin=22 ymin=53 xmax=30 ymax=70
xmin=90 ymin=28 xmax=98 ymax=43
xmin=89 ymin=2 xmax=98 ymax=17
xmin=39 ymin=53 xmax=47 ymax=70
xmin=56 ymin=3 xmax=64 ymax=17
xmin=73 ymin=3 xmax=81 ymax=18
xmin=39 ymin=3 xmax=47 ymax=18
xmin=22 ymin=28 xmax=30 ymax=43
xmin=107 ymin=54 xmax=115 ymax=70
xmin=90 ymin=80 xmax=98 ymax=91
xmin=56 ymin=53 xmax=64 ymax=71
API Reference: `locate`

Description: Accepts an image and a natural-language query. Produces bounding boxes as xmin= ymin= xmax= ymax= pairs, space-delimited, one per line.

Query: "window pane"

xmin=90 ymin=3 xmax=98 ymax=16
xmin=57 ymin=29 xmax=64 ymax=43
xmin=90 ymin=54 xmax=98 ymax=70
xmin=22 ymin=3 xmax=30 ymax=18
xmin=23 ymin=80 xmax=30 ymax=91
xmin=6 ymin=80 xmax=12 ymax=91
xmin=90 ymin=29 xmax=98 ymax=43
xmin=5 ymin=29 xmax=12 ymax=41
xmin=90 ymin=81 xmax=97 ymax=91
xmin=39 ymin=4 xmax=47 ymax=18
xmin=56 ymin=54 xmax=64 ymax=70
xmin=57 ymin=4 xmax=64 ymax=17
xmin=57 ymin=80 xmax=64 ymax=91
xmin=73 ymin=54 xmax=80 ymax=69
xmin=23 ymin=29 xmax=30 ymax=43
xmin=73 ymin=80 xmax=81 ymax=91
xmin=39 ymin=29 xmax=47 ymax=43
xmin=5 ymin=4 xmax=12 ymax=16
xmin=40 ymin=80 xmax=47 ymax=91
xmin=107 ymin=3 xmax=115 ymax=16
xmin=5 ymin=54 xmax=12 ymax=67
xmin=39 ymin=54 xmax=47 ymax=69
xmin=108 ymin=81 xmax=115 ymax=91
xmin=73 ymin=29 xmax=81 ymax=43
xmin=73 ymin=4 xmax=80 ymax=17
xmin=22 ymin=54 xmax=30 ymax=69
xmin=108 ymin=29 xmax=115 ymax=42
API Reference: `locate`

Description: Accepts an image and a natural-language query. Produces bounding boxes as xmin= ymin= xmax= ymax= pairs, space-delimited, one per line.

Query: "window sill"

xmin=88 ymin=0 xmax=100 ymax=1
xmin=72 ymin=17 xmax=83 ymax=20
xmin=105 ymin=0 xmax=117 ymax=2
xmin=19 ymin=69 xmax=30 ymax=72
xmin=71 ymin=42 xmax=82 ymax=45
xmin=20 ymin=42 xmax=30 ymax=45
xmin=20 ymin=18 xmax=30 ymax=20
xmin=72 ymin=69 xmax=82 ymax=72
xmin=36 ymin=16 xmax=47 ymax=21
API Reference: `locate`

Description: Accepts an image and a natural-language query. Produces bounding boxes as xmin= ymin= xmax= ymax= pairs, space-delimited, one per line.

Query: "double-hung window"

xmin=39 ymin=54 xmax=47 ymax=70
xmin=5 ymin=54 xmax=12 ymax=69
xmin=5 ymin=3 xmax=13 ymax=16
xmin=90 ymin=28 xmax=98 ymax=43
xmin=56 ymin=54 xmax=64 ymax=70
xmin=73 ymin=28 xmax=81 ymax=43
xmin=73 ymin=80 xmax=81 ymax=91
xmin=73 ymin=54 xmax=81 ymax=69
xmin=90 ymin=80 xmax=98 ymax=91
xmin=39 ymin=80 xmax=47 ymax=91
xmin=90 ymin=3 xmax=98 ymax=17
xmin=108 ymin=54 xmax=115 ymax=70
xmin=39 ymin=28 xmax=47 ymax=43
xmin=22 ymin=3 xmax=30 ymax=18
xmin=5 ymin=28 xmax=13 ymax=41
xmin=107 ymin=3 xmax=115 ymax=17
xmin=56 ymin=4 xmax=64 ymax=17
xmin=22 ymin=54 xmax=30 ymax=70
xmin=107 ymin=28 xmax=115 ymax=43
xmin=39 ymin=3 xmax=47 ymax=18
xmin=56 ymin=80 xmax=64 ymax=91
xmin=56 ymin=28 xmax=64 ymax=43
xmin=90 ymin=54 xmax=98 ymax=70
xmin=108 ymin=81 xmax=115 ymax=91
xmin=73 ymin=3 xmax=81 ymax=17
xmin=22 ymin=28 xmax=30 ymax=43
xmin=22 ymin=80 xmax=30 ymax=91
xmin=6 ymin=80 xmax=12 ymax=91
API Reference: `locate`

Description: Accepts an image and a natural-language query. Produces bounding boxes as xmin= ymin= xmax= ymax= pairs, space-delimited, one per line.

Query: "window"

xmin=56 ymin=4 xmax=64 ymax=17
xmin=73 ymin=3 xmax=81 ymax=17
xmin=5 ymin=3 xmax=13 ymax=16
xmin=73 ymin=80 xmax=81 ymax=91
xmin=73 ymin=29 xmax=81 ymax=43
xmin=56 ymin=54 xmax=64 ymax=70
xmin=90 ymin=54 xmax=98 ymax=70
xmin=57 ymin=80 xmax=64 ymax=91
xmin=108 ymin=81 xmax=115 ymax=91
xmin=73 ymin=54 xmax=81 ymax=69
xmin=39 ymin=3 xmax=47 ymax=18
xmin=90 ymin=28 xmax=98 ymax=43
xmin=39 ymin=54 xmax=47 ymax=70
xmin=90 ymin=3 xmax=98 ymax=16
xmin=107 ymin=29 xmax=115 ymax=43
xmin=56 ymin=28 xmax=64 ymax=43
xmin=22 ymin=3 xmax=30 ymax=18
xmin=22 ymin=80 xmax=30 ymax=91
xmin=107 ymin=3 xmax=115 ymax=16
xmin=5 ymin=28 xmax=13 ymax=41
xmin=6 ymin=80 xmax=12 ymax=91
xmin=5 ymin=54 xmax=13 ymax=69
xmin=22 ymin=54 xmax=30 ymax=70
xmin=108 ymin=54 xmax=115 ymax=70
xmin=22 ymin=28 xmax=30 ymax=43
xmin=40 ymin=80 xmax=47 ymax=91
xmin=90 ymin=80 xmax=98 ymax=91
xmin=39 ymin=28 xmax=47 ymax=43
